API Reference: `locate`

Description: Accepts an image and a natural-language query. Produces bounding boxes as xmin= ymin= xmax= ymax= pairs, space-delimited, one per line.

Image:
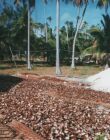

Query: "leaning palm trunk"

xmin=56 ymin=0 xmax=61 ymax=75
xmin=71 ymin=4 xmax=88 ymax=69
xmin=71 ymin=22 xmax=80 ymax=68
xmin=27 ymin=0 xmax=31 ymax=70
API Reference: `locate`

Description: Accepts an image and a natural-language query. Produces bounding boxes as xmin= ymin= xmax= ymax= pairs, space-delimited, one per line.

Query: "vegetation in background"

xmin=0 ymin=0 xmax=110 ymax=69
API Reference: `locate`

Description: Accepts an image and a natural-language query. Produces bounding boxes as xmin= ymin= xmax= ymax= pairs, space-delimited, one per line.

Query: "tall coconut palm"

xmin=65 ymin=21 xmax=69 ymax=51
xmin=56 ymin=0 xmax=61 ymax=75
xmin=71 ymin=0 xmax=89 ymax=69
xmin=62 ymin=0 xmax=95 ymax=69
xmin=42 ymin=0 xmax=48 ymax=43
xmin=14 ymin=0 xmax=35 ymax=70
xmin=27 ymin=0 xmax=31 ymax=69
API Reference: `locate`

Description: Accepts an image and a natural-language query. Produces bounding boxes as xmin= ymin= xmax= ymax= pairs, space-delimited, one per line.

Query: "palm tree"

xmin=56 ymin=0 xmax=61 ymax=75
xmin=27 ymin=0 xmax=31 ymax=69
xmin=63 ymin=0 xmax=95 ymax=69
xmin=42 ymin=0 xmax=48 ymax=43
xmin=71 ymin=0 xmax=89 ymax=69
xmin=55 ymin=0 xmax=84 ymax=74
xmin=83 ymin=14 xmax=110 ymax=65
xmin=14 ymin=0 xmax=35 ymax=70
xmin=65 ymin=21 xmax=69 ymax=52
xmin=70 ymin=0 xmax=110 ymax=69
xmin=97 ymin=0 xmax=110 ymax=11
xmin=90 ymin=14 xmax=110 ymax=53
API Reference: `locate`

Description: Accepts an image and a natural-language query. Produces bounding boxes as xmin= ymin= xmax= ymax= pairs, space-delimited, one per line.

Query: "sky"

xmin=1 ymin=0 xmax=109 ymax=29
xmin=32 ymin=0 xmax=109 ymax=29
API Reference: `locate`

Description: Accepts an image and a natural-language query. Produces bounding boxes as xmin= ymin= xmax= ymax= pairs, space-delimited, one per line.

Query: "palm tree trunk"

xmin=27 ymin=0 xmax=31 ymax=70
xmin=71 ymin=6 xmax=80 ymax=68
xmin=44 ymin=3 xmax=48 ymax=43
xmin=71 ymin=23 xmax=80 ymax=68
xmin=66 ymin=25 xmax=69 ymax=52
xmin=45 ymin=23 xmax=48 ymax=43
xmin=9 ymin=46 xmax=17 ymax=68
xmin=56 ymin=0 xmax=61 ymax=75
xmin=71 ymin=4 xmax=88 ymax=69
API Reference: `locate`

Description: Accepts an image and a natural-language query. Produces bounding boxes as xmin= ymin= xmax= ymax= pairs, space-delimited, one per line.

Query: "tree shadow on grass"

xmin=0 ymin=75 xmax=23 ymax=92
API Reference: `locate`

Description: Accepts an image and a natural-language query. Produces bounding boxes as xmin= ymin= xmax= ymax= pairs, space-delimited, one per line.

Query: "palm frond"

xmin=97 ymin=0 xmax=110 ymax=11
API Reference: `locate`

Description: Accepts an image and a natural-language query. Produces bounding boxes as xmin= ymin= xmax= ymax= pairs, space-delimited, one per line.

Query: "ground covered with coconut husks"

xmin=0 ymin=75 xmax=110 ymax=140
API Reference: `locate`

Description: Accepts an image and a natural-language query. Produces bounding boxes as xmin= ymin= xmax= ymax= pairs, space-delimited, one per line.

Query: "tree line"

xmin=0 ymin=0 xmax=110 ymax=75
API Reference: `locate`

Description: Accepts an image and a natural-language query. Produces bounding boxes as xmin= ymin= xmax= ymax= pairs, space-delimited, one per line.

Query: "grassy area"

xmin=0 ymin=63 xmax=104 ymax=77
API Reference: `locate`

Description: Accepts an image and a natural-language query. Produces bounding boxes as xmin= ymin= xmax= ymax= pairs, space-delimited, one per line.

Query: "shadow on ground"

xmin=0 ymin=75 xmax=23 ymax=92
